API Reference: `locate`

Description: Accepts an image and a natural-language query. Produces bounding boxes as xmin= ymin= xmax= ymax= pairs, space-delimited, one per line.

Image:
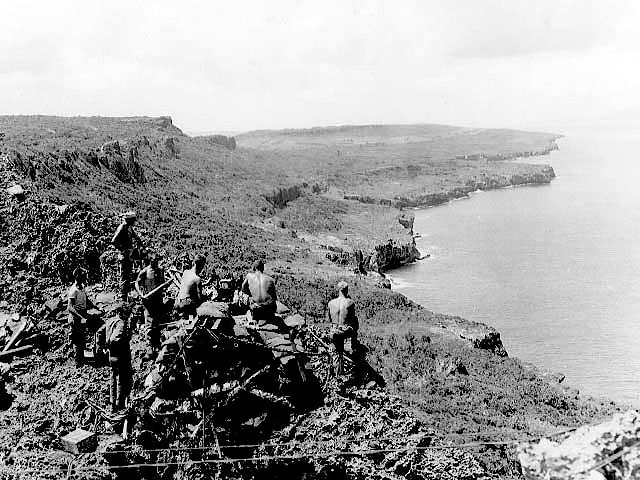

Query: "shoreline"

xmin=3 ymin=117 xmax=618 ymax=479
xmin=368 ymin=162 xmax=557 ymax=274
xmin=344 ymin=163 xmax=556 ymax=211
xmin=378 ymin=149 xmax=562 ymax=354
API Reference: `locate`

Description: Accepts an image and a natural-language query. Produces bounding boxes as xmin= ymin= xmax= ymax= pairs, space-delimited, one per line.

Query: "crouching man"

xmin=105 ymin=304 xmax=132 ymax=413
xmin=327 ymin=281 xmax=360 ymax=376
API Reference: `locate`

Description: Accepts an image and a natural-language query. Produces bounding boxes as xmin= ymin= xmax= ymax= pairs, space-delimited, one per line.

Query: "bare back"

xmin=327 ymin=296 xmax=357 ymax=330
xmin=242 ymin=271 xmax=276 ymax=307
xmin=177 ymin=268 xmax=202 ymax=302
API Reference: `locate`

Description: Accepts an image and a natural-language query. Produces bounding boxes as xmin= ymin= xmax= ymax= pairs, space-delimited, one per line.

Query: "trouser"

xmin=249 ymin=303 xmax=276 ymax=323
xmin=109 ymin=356 xmax=132 ymax=412
xmin=175 ymin=298 xmax=198 ymax=320
xmin=118 ymin=252 xmax=132 ymax=301
xmin=144 ymin=300 xmax=163 ymax=353
xmin=69 ymin=315 xmax=84 ymax=365
xmin=331 ymin=326 xmax=359 ymax=376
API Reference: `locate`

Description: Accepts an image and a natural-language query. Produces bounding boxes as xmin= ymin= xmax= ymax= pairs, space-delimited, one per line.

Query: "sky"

xmin=1 ymin=0 xmax=639 ymax=133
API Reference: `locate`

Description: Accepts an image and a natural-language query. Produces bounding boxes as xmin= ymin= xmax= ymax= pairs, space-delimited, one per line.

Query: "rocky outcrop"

xmin=99 ymin=139 xmax=147 ymax=183
xmin=265 ymin=185 xmax=302 ymax=209
xmin=368 ymin=239 xmax=421 ymax=272
xmin=397 ymin=212 xmax=415 ymax=232
xmin=201 ymin=134 xmax=236 ymax=150
xmin=3 ymin=135 xmax=181 ymax=185
xmin=518 ymin=410 xmax=640 ymax=479
xmin=264 ymin=183 xmax=327 ymax=209
xmin=324 ymin=237 xmax=421 ymax=274
xmin=431 ymin=313 xmax=508 ymax=357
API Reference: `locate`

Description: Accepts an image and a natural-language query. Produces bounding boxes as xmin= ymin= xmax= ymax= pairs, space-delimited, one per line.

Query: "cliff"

xmin=344 ymin=165 xmax=556 ymax=209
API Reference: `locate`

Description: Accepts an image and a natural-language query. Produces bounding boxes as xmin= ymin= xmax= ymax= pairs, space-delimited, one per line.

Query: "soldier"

xmin=111 ymin=211 xmax=144 ymax=301
xmin=105 ymin=303 xmax=132 ymax=413
xmin=176 ymin=254 xmax=207 ymax=320
xmin=135 ymin=253 xmax=166 ymax=359
xmin=67 ymin=268 xmax=98 ymax=366
xmin=327 ymin=281 xmax=359 ymax=376
xmin=241 ymin=259 xmax=277 ymax=323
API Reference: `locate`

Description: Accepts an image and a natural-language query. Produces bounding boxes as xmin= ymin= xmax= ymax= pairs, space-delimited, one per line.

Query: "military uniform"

xmin=105 ymin=313 xmax=132 ymax=412
xmin=137 ymin=264 xmax=166 ymax=353
xmin=111 ymin=214 xmax=142 ymax=301
xmin=67 ymin=283 xmax=88 ymax=364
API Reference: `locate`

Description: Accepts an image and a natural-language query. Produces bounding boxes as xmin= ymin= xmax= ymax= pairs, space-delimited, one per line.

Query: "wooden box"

xmin=60 ymin=428 xmax=97 ymax=454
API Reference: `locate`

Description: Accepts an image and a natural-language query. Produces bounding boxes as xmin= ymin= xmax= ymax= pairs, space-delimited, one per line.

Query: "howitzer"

xmin=142 ymin=278 xmax=174 ymax=301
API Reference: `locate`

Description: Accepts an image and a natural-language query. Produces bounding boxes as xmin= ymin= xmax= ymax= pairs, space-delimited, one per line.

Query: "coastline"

xmin=344 ymin=163 xmax=555 ymax=210
xmin=366 ymin=162 xmax=556 ymax=274
xmin=376 ymin=147 xmax=562 ymax=361
xmin=1 ymin=117 xmax=621 ymax=479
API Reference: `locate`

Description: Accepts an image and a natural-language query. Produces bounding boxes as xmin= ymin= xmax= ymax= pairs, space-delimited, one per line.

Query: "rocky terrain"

xmin=518 ymin=410 xmax=640 ymax=479
xmin=0 ymin=116 xmax=624 ymax=479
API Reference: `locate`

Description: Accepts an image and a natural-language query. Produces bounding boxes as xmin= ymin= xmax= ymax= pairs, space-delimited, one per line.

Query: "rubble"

xmin=264 ymin=388 xmax=492 ymax=480
xmin=0 ymin=314 xmax=42 ymax=364
xmin=518 ymin=410 xmax=640 ymax=480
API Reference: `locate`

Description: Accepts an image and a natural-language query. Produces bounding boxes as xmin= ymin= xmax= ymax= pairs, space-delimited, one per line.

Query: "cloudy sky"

xmin=1 ymin=1 xmax=638 ymax=132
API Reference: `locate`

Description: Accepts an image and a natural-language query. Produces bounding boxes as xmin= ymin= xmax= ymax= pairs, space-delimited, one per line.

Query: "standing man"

xmin=327 ymin=281 xmax=359 ymax=376
xmin=135 ymin=254 xmax=166 ymax=359
xmin=105 ymin=303 xmax=132 ymax=413
xmin=67 ymin=268 xmax=96 ymax=366
xmin=111 ymin=211 xmax=144 ymax=301
xmin=241 ymin=259 xmax=277 ymax=323
xmin=176 ymin=254 xmax=207 ymax=320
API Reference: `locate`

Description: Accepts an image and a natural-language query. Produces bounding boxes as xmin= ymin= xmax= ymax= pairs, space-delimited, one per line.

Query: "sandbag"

xmin=197 ymin=301 xmax=230 ymax=319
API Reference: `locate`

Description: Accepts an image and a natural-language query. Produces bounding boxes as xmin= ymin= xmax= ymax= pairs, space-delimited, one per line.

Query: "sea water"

xmin=390 ymin=128 xmax=640 ymax=405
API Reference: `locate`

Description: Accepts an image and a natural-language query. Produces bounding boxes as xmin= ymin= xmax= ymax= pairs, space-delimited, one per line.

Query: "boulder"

xmin=435 ymin=357 xmax=468 ymax=376
xmin=6 ymin=184 xmax=24 ymax=200
xmin=276 ymin=301 xmax=291 ymax=315
xmin=430 ymin=314 xmax=508 ymax=357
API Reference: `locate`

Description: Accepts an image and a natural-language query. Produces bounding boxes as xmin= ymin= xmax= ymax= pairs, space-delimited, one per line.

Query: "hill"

xmin=0 ymin=116 xmax=618 ymax=479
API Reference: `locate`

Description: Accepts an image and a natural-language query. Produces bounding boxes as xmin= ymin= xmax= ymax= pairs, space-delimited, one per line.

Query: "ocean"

xmin=389 ymin=129 xmax=640 ymax=405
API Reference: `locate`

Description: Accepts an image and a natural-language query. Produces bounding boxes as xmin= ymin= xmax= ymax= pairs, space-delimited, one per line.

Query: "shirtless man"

xmin=135 ymin=254 xmax=166 ymax=357
xmin=176 ymin=254 xmax=207 ymax=320
xmin=327 ymin=281 xmax=359 ymax=376
xmin=241 ymin=260 xmax=277 ymax=322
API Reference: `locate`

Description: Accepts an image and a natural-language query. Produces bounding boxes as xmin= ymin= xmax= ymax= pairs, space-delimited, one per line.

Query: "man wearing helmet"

xmin=111 ymin=211 xmax=144 ymax=301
